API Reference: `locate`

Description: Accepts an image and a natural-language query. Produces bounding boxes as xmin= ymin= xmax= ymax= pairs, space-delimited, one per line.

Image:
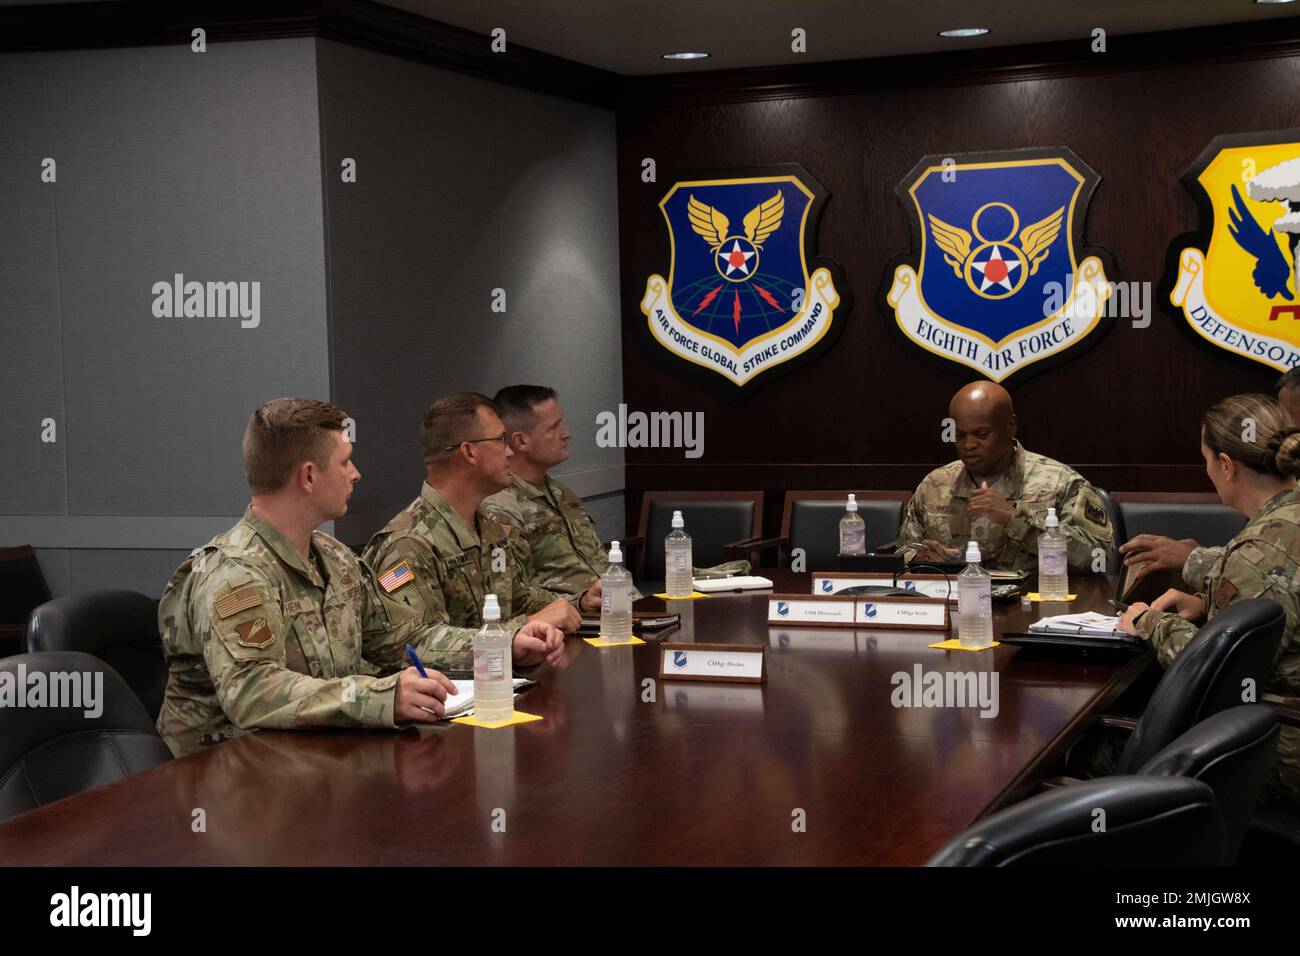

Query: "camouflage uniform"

xmin=362 ymin=483 xmax=553 ymax=665
xmin=157 ymin=506 xmax=456 ymax=757
xmin=1135 ymin=489 xmax=1300 ymax=806
xmin=482 ymin=474 xmax=606 ymax=606
xmin=1182 ymin=545 xmax=1224 ymax=593
xmin=897 ymin=441 xmax=1114 ymax=573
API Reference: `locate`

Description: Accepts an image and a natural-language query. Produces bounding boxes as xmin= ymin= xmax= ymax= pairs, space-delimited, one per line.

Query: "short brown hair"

xmin=1202 ymin=393 xmax=1300 ymax=479
xmin=421 ymin=392 xmax=498 ymax=467
xmin=493 ymin=385 xmax=557 ymax=436
xmin=242 ymin=398 xmax=348 ymax=494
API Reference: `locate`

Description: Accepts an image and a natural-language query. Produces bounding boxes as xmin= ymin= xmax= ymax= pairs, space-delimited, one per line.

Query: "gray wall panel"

xmin=317 ymin=39 xmax=624 ymax=544
xmin=69 ymin=548 xmax=190 ymax=601
xmin=0 ymin=54 xmax=68 ymax=515
xmin=581 ymin=492 xmax=625 ymax=544
xmin=44 ymin=40 xmax=329 ymax=517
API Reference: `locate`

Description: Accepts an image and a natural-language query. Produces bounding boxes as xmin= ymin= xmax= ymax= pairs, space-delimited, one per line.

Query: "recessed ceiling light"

xmin=1256 ymin=1 xmax=1297 ymax=5
xmin=938 ymin=28 xmax=991 ymax=38
xmin=663 ymin=51 xmax=711 ymax=60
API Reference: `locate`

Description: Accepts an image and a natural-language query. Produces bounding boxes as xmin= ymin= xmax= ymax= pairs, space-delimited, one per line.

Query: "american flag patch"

xmin=379 ymin=560 xmax=414 ymax=594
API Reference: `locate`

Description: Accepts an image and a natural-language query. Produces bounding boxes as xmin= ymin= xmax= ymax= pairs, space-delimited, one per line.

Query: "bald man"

xmin=896 ymin=382 xmax=1114 ymax=573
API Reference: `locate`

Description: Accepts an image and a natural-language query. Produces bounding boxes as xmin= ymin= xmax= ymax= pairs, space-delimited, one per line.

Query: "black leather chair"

xmin=1115 ymin=493 xmax=1246 ymax=548
xmin=1106 ymin=598 xmax=1286 ymax=774
xmin=927 ymin=776 xmax=1223 ymax=866
xmin=626 ymin=492 xmax=763 ymax=582
xmin=735 ymin=491 xmax=910 ymax=571
xmin=25 ymin=590 xmax=167 ymax=721
xmin=1138 ymin=705 xmax=1279 ymax=863
xmin=0 ymin=651 xmax=173 ymax=823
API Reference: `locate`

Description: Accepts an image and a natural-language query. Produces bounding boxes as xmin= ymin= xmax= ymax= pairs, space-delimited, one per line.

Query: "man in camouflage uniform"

xmin=157 ymin=398 xmax=563 ymax=757
xmin=1122 ymin=488 xmax=1300 ymax=806
xmin=363 ymin=392 xmax=581 ymax=657
xmin=896 ymin=381 xmax=1113 ymax=573
xmin=482 ymin=386 xmax=623 ymax=612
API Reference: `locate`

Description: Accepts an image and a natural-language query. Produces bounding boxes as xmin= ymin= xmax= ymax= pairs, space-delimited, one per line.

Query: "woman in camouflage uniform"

xmin=1120 ymin=393 xmax=1300 ymax=807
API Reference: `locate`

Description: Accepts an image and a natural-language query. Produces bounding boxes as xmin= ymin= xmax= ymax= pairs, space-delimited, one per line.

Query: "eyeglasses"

xmin=443 ymin=432 xmax=509 ymax=451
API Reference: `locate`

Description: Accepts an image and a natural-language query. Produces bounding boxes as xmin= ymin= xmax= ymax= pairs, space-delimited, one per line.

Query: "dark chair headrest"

xmin=1138 ymin=704 xmax=1279 ymax=780
xmin=926 ymin=776 xmax=1222 ymax=866
xmin=0 ymin=651 xmax=160 ymax=766
xmin=25 ymin=589 xmax=160 ymax=657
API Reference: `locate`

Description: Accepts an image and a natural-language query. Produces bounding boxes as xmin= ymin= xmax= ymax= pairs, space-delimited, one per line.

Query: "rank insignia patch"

xmin=884 ymin=148 xmax=1114 ymax=381
xmin=1163 ymin=129 xmax=1300 ymax=371
xmin=641 ymin=166 xmax=848 ymax=390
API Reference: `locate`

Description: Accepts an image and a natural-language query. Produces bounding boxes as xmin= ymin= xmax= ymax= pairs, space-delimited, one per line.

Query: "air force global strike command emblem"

xmin=641 ymin=167 xmax=847 ymax=390
xmin=884 ymin=148 xmax=1113 ymax=382
xmin=1164 ymin=130 xmax=1300 ymax=372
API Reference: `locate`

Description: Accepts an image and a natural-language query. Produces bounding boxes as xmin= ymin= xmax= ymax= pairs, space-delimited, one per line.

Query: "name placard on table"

xmin=768 ymin=593 xmax=949 ymax=629
xmin=659 ymin=642 xmax=766 ymax=683
xmin=854 ymin=595 xmax=949 ymax=629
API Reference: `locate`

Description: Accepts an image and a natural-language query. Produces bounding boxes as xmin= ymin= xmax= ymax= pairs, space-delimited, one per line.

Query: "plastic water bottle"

xmin=958 ymin=540 xmax=993 ymax=648
xmin=473 ymin=594 xmax=512 ymax=722
xmin=1038 ymin=507 xmax=1070 ymax=601
xmin=665 ymin=511 xmax=694 ymax=598
xmin=839 ymin=493 xmax=866 ymax=555
xmin=600 ymin=540 xmax=634 ymax=642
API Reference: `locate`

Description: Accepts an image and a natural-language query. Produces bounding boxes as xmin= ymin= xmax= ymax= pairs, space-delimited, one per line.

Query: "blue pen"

xmin=405 ymin=643 xmax=429 ymax=677
xmin=404 ymin=644 xmax=442 ymax=717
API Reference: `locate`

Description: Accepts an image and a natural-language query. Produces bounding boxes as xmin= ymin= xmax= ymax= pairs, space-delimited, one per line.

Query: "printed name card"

xmin=854 ymin=596 xmax=949 ymax=630
xmin=659 ymin=643 xmax=766 ymax=683
xmin=768 ymin=595 xmax=857 ymax=625
xmin=811 ymin=573 xmax=953 ymax=601
xmin=769 ymin=593 xmax=949 ymax=629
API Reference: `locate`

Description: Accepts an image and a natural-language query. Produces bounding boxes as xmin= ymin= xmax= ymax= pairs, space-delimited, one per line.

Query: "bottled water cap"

xmin=846 ymin=493 xmax=858 ymax=512
xmin=608 ymin=539 xmax=623 ymax=562
xmin=482 ymin=593 xmax=502 ymax=621
xmin=671 ymin=510 xmax=684 ymax=528
xmin=965 ymin=540 xmax=982 ymax=564
xmin=1045 ymin=507 xmax=1059 ymax=528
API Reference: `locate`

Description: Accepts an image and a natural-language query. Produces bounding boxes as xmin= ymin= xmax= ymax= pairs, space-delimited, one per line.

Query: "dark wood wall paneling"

xmin=4 ymin=2 xmax=1300 ymax=539
xmin=616 ymin=17 xmax=1300 ymax=535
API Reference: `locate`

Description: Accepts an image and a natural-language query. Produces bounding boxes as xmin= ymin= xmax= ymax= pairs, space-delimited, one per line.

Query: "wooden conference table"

xmin=0 ymin=572 xmax=1153 ymax=866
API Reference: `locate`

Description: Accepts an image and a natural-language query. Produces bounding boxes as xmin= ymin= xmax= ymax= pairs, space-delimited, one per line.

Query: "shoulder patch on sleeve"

xmin=214 ymin=584 xmax=263 ymax=619
xmin=1083 ymin=496 xmax=1108 ymax=527
xmin=1213 ymin=578 xmax=1239 ymax=608
xmin=234 ymin=616 xmax=274 ymax=647
xmin=378 ymin=560 xmax=415 ymax=593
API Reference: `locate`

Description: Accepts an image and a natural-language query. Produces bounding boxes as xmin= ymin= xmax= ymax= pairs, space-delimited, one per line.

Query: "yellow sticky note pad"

xmin=583 ymin=635 xmax=646 ymax=647
xmin=1026 ymin=593 xmax=1078 ymax=602
xmin=451 ymin=709 xmax=544 ymax=729
xmin=929 ymin=638 xmax=1000 ymax=652
xmin=652 ymin=591 xmax=709 ymax=600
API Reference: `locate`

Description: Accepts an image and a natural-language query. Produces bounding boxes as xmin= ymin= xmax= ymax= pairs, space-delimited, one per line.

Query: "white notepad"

xmin=691 ymin=575 xmax=774 ymax=592
xmin=1029 ymin=611 xmax=1122 ymax=635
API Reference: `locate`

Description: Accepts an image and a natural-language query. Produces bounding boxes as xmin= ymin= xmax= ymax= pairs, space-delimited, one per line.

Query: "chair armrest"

xmin=1265 ymin=700 xmax=1300 ymax=729
xmin=1094 ymin=714 xmax=1139 ymax=733
xmin=724 ymin=535 xmax=786 ymax=567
